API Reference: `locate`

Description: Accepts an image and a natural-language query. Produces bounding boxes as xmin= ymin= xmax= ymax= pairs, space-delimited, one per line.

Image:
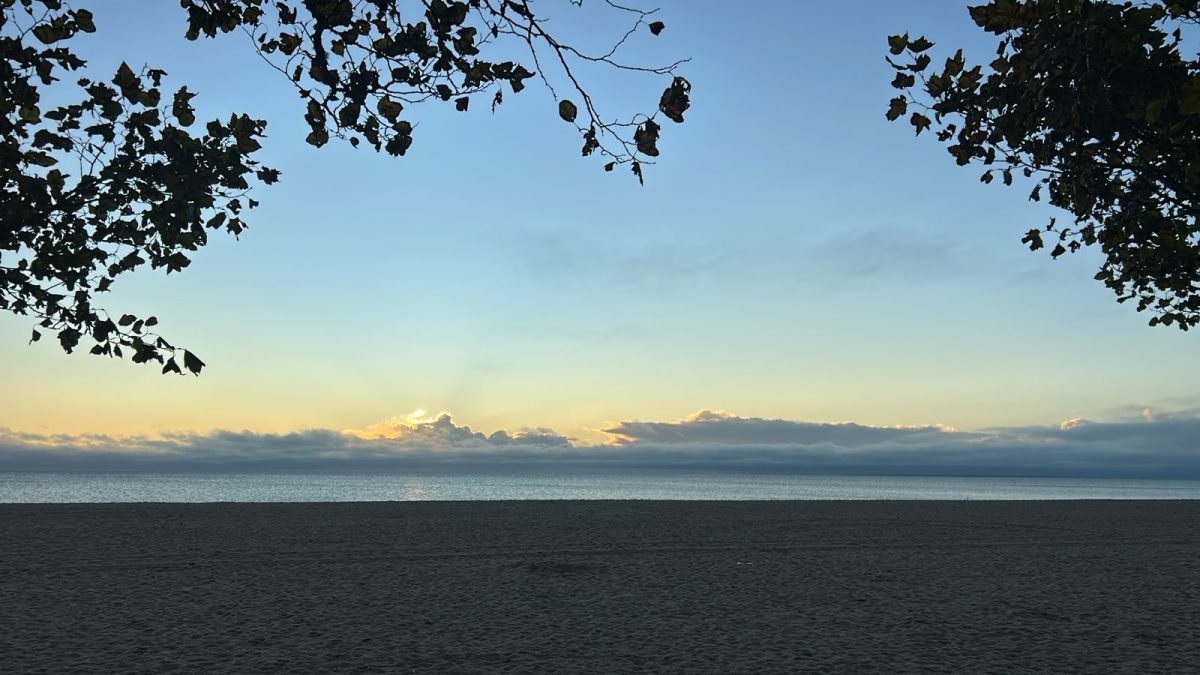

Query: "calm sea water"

xmin=2 ymin=471 xmax=1199 ymax=502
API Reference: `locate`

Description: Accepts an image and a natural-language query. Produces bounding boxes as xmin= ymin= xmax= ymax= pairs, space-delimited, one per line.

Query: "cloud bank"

xmin=2 ymin=409 xmax=1198 ymax=478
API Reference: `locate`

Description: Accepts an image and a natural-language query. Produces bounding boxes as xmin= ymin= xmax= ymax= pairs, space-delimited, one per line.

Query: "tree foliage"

xmin=1 ymin=0 xmax=691 ymax=373
xmin=888 ymin=0 xmax=1200 ymax=329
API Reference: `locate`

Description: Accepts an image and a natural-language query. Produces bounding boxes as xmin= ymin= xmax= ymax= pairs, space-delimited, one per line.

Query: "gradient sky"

xmin=3 ymin=1 xmax=1199 ymax=456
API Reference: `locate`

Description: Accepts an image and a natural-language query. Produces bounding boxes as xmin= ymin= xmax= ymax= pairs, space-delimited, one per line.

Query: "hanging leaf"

xmin=910 ymin=112 xmax=931 ymax=136
xmin=658 ymin=76 xmax=691 ymax=123
xmin=183 ymin=350 xmax=206 ymax=375
xmin=558 ymin=99 xmax=578 ymax=123
xmin=908 ymin=37 xmax=934 ymax=53
xmin=634 ymin=119 xmax=660 ymax=156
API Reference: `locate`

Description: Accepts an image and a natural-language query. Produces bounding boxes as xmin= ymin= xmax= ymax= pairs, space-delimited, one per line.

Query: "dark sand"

xmin=2 ymin=501 xmax=1198 ymax=673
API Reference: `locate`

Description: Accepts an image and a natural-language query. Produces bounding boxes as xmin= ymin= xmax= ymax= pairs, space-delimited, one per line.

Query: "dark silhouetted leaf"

xmin=559 ymin=99 xmax=578 ymax=123
xmin=74 ymin=9 xmax=96 ymax=33
xmin=58 ymin=328 xmax=80 ymax=353
xmin=634 ymin=119 xmax=660 ymax=156
xmin=908 ymin=37 xmax=934 ymax=53
xmin=910 ymin=112 xmax=931 ymax=136
xmin=306 ymin=128 xmax=330 ymax=147
xmin=659 ymin=76 xmax=691 ymax=123
xmin=183 ymin=350 xmax=205 ymax=375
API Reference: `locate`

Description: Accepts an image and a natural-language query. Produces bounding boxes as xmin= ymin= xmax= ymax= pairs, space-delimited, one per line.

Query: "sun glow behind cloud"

xmin=348 ymin=409 xmax=444 ymax=440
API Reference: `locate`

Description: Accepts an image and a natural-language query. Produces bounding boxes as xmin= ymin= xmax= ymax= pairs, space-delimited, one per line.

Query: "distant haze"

xmin=2 ymin=409 xmax=1198 ymax=479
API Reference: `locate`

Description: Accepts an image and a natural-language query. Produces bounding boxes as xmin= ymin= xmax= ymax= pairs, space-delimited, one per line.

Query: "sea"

xmin=2 ymin=470 xmax=1200 ymax=502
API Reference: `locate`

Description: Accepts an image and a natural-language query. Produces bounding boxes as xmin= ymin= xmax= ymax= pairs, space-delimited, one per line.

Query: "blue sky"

xmin=2 ymin=1 xmax=1198 ymax=469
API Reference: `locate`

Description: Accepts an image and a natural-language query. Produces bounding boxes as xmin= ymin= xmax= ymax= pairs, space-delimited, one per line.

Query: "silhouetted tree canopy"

xmin=1 ymin=0 xmax=690 ymax=373
xmin=888 ymin=0 xmax=1200 ymax=329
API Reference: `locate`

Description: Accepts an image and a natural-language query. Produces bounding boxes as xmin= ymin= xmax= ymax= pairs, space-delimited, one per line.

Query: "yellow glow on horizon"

xmin=343 ymin=408 xmax=449 ymax=440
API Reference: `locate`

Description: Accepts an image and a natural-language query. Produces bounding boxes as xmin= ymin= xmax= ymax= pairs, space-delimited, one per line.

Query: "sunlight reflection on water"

xmin=2 ymin=471 xmax=1200 ymax=502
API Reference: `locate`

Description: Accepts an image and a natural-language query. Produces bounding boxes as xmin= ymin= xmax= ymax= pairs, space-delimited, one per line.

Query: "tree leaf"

xmin=658 ymin=76 xmax=691 ymax=123
xmin=910 ymin=112 xmax=931 ymax=135
xmin=558 ymin=99 xmax=578 ymax=123
xmin=891 ymin=72 xmax=916 ymax=89
xmin=57 ymin=328 xmax=80 ymax=353
xmin=25 ymin=152 xmax=57 ymax=167
xmin=634 ymin=119 xmax=660 ymax=156
xmin=908 ymin=37 xmax=934 ymax=53
xmin=377 ymin=97 xmax=403 ymax=121
xmin=183 ymin=350 xmax=205 ymax=375
xmin=306 ymin=128 xmax=330 ymax=147
xmin=74 ymin=9 xmax=96 ymax=33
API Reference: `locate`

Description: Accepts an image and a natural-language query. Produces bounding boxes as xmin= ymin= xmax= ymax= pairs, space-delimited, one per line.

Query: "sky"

xmin=2 ymin=1 xmax=1199 ymax=476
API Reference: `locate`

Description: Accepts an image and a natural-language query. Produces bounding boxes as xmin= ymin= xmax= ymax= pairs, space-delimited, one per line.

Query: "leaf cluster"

xmin=180 ymin=0 xmax=690 ymax=178
xmin=888 ymin=0 xmax=1200 ymax=329
xmin=3 ymin=0 xmax=692 ymax=372
xmin=1 ymin=0 xmax=276 ymax=373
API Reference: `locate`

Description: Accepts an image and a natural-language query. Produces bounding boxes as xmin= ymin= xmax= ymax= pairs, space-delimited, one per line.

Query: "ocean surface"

xmin=2 ymin=471 xmax=1200 ymax=502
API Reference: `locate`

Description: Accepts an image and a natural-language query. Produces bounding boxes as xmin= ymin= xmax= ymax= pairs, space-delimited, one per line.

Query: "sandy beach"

xmin=2 ymin=500 xmax=1198 ymax=672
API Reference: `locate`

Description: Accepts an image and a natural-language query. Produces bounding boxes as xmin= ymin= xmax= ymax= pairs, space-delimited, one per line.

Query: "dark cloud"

xmin=603 ymin=409 xmax=949 ymax=446
xmin=2 ymin=410 xmax=1198 ymax=478
xmin=0 ymin=413 xmax=573 ymax=472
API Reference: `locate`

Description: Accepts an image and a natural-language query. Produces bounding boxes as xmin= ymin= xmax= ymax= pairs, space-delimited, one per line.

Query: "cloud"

xmin=2 ymin=409 xmax=1199 ymax=478
xmin=345 ymin=409 xmax=572 ymax=448
xmin=603 ymin=409 xmax=951 ymax=446
xmin=516 ymin=232 xmax=729 ymax=292
xmin=0 ymin=412 xmax=572 ymax=472
xmin=807 ymin=227 xmax=967 ymax=286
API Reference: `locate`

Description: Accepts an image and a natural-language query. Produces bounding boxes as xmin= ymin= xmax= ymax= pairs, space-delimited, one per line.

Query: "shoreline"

xmin=4 ymin=500 xmax=1198 ymax=671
